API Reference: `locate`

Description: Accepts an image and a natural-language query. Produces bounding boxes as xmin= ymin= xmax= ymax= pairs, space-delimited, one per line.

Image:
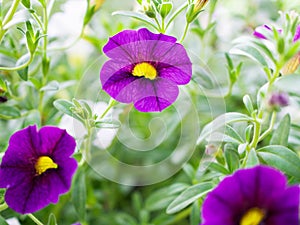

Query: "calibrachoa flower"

xmin=100 ymin=28 xmax=192 ymax=112
xmin=0 ymin=125 xmax=77 ymax=214
xmin=254 ymin=24 xmax=300 ymax=75
xmin=201 ymin=165 xmax=300 ymax=225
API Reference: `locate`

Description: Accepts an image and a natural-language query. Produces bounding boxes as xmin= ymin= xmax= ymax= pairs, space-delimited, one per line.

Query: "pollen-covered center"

xmin=35 ymin=156 xmax=58 ymax=175
xmin=240 ymin=207 xmax=265 ymax=225
xmin=132 ymin=62 xmax=157 ymax=80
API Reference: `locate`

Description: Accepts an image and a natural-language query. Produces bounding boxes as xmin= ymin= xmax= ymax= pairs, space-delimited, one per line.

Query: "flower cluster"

xmin=0 ymin=125 xmax=77 ymax=214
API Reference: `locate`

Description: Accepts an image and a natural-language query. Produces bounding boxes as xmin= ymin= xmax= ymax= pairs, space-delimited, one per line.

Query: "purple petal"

xmin=234 ymin=165 xmax=286 ymax=208
xmin=103 ymin=28 xmax=176 ymax=55
xmin=293 ymin=25 xmax=300 ymax=42
xmin=116 ymin=78 xmax=179 ymax=112
xmin=202 ymin=174 xmax=244 ymax=224
xmin=38 ymin=126 xmax=76 ymax=159
xmin=267 ymin=185 xmax=300 ymax=225
xmin=0 ymin=125 xmax=39 ymax=188
xmin=201 ymin=166 xmax=293 ymax=225
xmin=253 ymin=30 xmax=267 ymax=39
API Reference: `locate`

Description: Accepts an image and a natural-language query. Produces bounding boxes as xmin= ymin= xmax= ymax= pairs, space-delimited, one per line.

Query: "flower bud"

xmin=90 ymin=0 xmax=105 ymax=11
xmin=0 ymin=96 xmax=7 ymax=103
xmin=194 ymin=0 xmax=209 ymax=12
xmin=268 ymin=92 xmax=289 ymax=109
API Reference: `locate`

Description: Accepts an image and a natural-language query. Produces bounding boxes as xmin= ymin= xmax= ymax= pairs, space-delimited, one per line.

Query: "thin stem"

xmin=0 ymin=202 xmax=8 ymax=212
xmin=0 ymin=0 xmax=21 ymax=42
xmin=154 ymin=17 xmax=162 ymax=32
xmin=38 ymin=3 xmax=49 ymax=124
xmin=258 ymin=111 xmax=277 ymax=142
xmin=167 ymin=208 xmax=191 ymax=225
xmin=165 ymin=2 xmax=188 ymax=30
xmin=249 ymin=119 xmax=261 ymax=149
xmin=161 ymin=17 xmax=165 ymax=33
xmin=28 ymin=214 xmax=44 ymax=225
xmin=99 ymin=99 xmax=117 ymax=120
xmin=179 ymin=22 xmax=190 ymax=43
xmin=0 ymin=54 xmax=33 ymax=71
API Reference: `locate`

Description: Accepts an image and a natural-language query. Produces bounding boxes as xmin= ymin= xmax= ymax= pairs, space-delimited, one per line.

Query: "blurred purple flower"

xmin=201 ymin=165 xmax=300 ymax=225
xmin=0 ymin=125 xmax=77 ymax=214
xmin=268 ymin=92 xmax=289 ymax=108
xmin=100 ymin=28 xmax=192 ymax=112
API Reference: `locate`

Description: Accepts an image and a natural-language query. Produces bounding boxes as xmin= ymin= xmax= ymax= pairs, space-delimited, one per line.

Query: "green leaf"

xmin=243 ymin=95 xmax=254 ymax=114
xmin=0 ymin=105 xmax=21 ymax=119
xmin=224 ymin=143 xmax=240 ymax=172
xmin=166 ymin=182 xmax=213 ymax=214
xmin=0 ymin=216 xmax=9 ymax=225
xmin=145 ymin=183 xmax=189 ymax=211
xmin=112 ymin=11 xmax=158 ymax=31
xmin=257 ymin=145 xmax=300 ymax=179
xmin=230 ymin=45 xmax=268 ymax=66
xmin=47 ymin=213 xmax=57 ymax=225
xmin=245 ymin=148 xmax=259 ymax=168
xmin=270 ymin=114 xmax=290 ymax=146
xmin=17 ymin=66 xmax=28 ymax=81
xmin=95 ymin=119 xmax=120 ymax=129
xmin=197 ymin=113 xmax=252 ymax=144
xmin=208 ymin=162 xmax=230 ymax=175
xmin=40 ymin=81 xmax=60 ymax=92
xmin=190 ymin=201 xmax=200 ymax=225
xmin=159 ymin=2 xmax=173 ymax=18
xmin=72 ymin=168 xmax=87 ymax=222
xmin=53 ymin=99 xmax=83 ymax=122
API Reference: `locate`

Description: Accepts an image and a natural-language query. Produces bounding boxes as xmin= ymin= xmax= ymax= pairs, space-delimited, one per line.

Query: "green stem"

xmin=0 ymin=0 xmax=21 ymax=43
xmin=179 ymin=22 xmax=190 ymax=43
xmin=0 ymin=203 xmax=8 ymax=212
xmin=249 ymin=119 xmax=261 ymax=149
xmin=161 ymin=17 xmax=165 ymax=33
xmin=99 ymin=99 xmax=117 ymax=119
xmin=154 ymin=17 xmax=162 ymax=32
xmin=258 ymin=111 xmax=277 ymax=142
xmin=167 ymin=208 xmax=191 ymax=225
xmin=0 ymin=54 xmax=33 ymax=71
xmin=38 ymin=3 xmax=49 ymax=124
xmin=165 ymin=2 xmax=188 ymax=30
xmin=28 ymin=214 xmax=44 ymax=225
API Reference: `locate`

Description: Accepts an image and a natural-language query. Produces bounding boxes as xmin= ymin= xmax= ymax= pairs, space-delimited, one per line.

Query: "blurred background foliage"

xmin=1 ymin=0 xmax=300 ymax=224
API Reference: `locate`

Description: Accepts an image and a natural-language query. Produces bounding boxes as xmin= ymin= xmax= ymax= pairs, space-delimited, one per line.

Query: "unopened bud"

xmin=90 ymin=0 xmax=105 ymax=11
xmin=194 ymin=0 xmax=209 ymax=12
xmin=268 ymin=92 xmax=289 ymax=108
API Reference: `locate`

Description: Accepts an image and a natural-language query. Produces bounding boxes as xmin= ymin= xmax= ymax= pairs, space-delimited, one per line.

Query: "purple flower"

xmin=201 ymin=165 xmax=300 ymax=225
xmin=268 ymin=92 xmax=289 ymax=108
xmin=100 ymin=28 xmax=192 ymax=112
xmin=0 ymin=125 xmax=78 ymax=214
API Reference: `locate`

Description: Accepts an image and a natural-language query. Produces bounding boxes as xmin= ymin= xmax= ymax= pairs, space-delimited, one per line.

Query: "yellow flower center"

xmin=240 ymin=207 xmax=265 ymax=225
xmin=132 ymin=62 xmax=157 ymax=80
xmin=35 ymin=156 xmax=58 ymax=175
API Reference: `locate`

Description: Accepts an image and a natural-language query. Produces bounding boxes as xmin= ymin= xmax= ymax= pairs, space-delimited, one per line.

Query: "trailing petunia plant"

xmin=0 ymin=0 xmax=300 ymax=224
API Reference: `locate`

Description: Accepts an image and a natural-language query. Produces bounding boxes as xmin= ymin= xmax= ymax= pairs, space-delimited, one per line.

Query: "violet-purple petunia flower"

xmin=0 ymin=125 xmax=78 ymax=214
xmin=201 ymin=165 xmax=300 ymax=225
xmin=100 ymin=28 xmax=192 ymax=112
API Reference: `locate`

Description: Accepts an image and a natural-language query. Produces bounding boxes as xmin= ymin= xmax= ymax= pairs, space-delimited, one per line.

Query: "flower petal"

xmin=103 ymin=28 xmax=176 ymax=55
xmin=293 ymin=25 xmax=300 ymax=42
xmin=116 ymin=78 xmax=179 ymax=112
xmin=0 ymin=125 xmax=39 ymax=188
xmin=267 ymin=186 xmax=300 ymax=225
xmin=39 ymin=126 xmax=76 ymax=158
